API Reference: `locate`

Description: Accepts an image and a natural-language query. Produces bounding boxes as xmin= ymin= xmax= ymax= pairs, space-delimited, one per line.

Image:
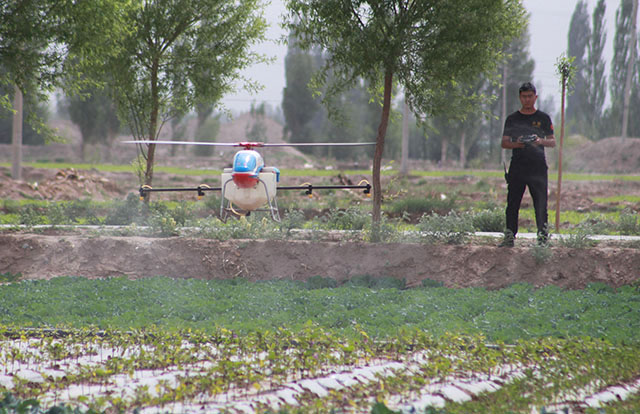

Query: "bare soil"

xmin=1 ymin=137 xmax=640 ymax=289
xmin=1 ymin=233 xmax=639 ymax=290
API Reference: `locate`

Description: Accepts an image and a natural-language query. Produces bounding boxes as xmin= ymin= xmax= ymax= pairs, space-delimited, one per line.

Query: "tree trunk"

xmin=440 ymin=138 xmax=448 ymax=166
xmin=371 ymin=70 xmax=393 ymax=230
xmin=11 ymin=84 xmax=23 ymax=180
xmin=400 ymin=94 xmax=409 ymax=175
xmin=143 ymin=63 xmax=160 ymax=203
xmin=459 ymin=131 xmax=466 ymax=168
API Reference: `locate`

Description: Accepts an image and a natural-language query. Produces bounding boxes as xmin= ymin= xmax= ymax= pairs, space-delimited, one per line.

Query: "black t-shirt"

xmin=503 ymin=110 xmax=554 ymax=166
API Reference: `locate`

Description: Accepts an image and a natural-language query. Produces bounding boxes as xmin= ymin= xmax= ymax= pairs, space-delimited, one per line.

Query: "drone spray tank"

xmin=222 ymin=149 xmax=280 ymax=211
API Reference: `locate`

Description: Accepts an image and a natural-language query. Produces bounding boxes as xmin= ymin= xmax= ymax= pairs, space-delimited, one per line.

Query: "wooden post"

xmin=555 ymin=74 xmax=567 ymax=233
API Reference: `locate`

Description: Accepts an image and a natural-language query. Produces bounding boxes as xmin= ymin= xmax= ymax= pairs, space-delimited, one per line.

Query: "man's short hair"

xmin=519 ymin=82 xmax=537 ymax=94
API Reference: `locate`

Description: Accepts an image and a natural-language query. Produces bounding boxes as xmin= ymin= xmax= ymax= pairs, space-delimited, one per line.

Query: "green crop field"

xmin=1 ymin=277 xmax=640 ymax=413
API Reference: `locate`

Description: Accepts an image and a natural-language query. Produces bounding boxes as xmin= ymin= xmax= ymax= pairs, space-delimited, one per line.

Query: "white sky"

xmin=219 ymin=0 xmax=619 ymax=116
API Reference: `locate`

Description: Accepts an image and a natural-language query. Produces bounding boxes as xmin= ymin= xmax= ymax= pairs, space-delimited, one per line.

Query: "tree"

xmin=0 ymin=76 xmax=47 ymax=146
xmin=63 ymin=85 xmax=120 ymax=160
xmin=285 ymin=0 xmax=525 ymax=227
xmin=0 ymin=0 xmax=131 ymax=178
xmin=621 ymin=0 xmax=638 ymax=139
xmin=566 ymin=0 xmax=590 ymax=136
xmin=585 ymin=0 xmax=607 ymax=139
xmin=282 ymin=39 xmax=322 ymax=144
xmin=605 ymin=0 xmax=640 ymax=138
xmin=283 ymin=38 xmax=388 ymax=160
xmin=107 ymin=0 xmax=268 ymax=200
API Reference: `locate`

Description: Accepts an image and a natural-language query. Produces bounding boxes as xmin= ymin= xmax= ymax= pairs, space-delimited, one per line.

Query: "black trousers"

xmin=505 ymin=163 xmax=548 ymax=237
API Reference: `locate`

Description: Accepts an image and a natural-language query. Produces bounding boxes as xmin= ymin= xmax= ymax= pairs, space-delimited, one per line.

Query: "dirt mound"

xmin=570 ymin=137 xmax=640 ymax=174
xmin=0 ymin=167 xmax=127 ymax=201
xmin=1 ymin=233 xmax=639 ymax=290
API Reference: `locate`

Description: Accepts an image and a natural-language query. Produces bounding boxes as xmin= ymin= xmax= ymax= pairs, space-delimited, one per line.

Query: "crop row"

xmin=1 ymin=327 xmax=640 ymax=413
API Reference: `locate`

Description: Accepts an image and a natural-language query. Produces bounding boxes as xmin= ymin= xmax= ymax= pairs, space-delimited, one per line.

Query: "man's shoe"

xmin=498 ymin=230 xmax=515 ymax=247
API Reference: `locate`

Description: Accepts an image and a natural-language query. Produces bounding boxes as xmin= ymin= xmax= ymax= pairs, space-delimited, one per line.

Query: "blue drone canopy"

xmin=232 ymin=150 xmax=264 ymax=176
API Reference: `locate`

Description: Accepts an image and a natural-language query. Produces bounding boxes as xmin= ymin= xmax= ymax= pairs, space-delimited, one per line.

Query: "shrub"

xmin=104 ymin=193 xmax=148 ymax=225
xmin=60 ymin=199 xmax=100 ymax=224
xmin=472 ymin=208 xmax=505 ymax=232
xmin=279 ymin=209 xmax=305 ymax=235
xmin=530 ymin=243 xmax=553 ymax=264
xmin=323 ymin=207 xmax=369 ymax=230
xmin=149 ymin=212 xmax=179 ymax=236
xmin=385 ymin=194 xmax=456 ymax=216
xmin=417 ymin=211 xmax=474 ymax=244
xmin=19 ymin=205 xmax=47 ymax=226
xmin=558 ymin=222 xmax=599 ymax=249
xmin=363 ymin=214 xmax=402 ymax=243
xmin=618 ymin=208 xmax=640 ymax=235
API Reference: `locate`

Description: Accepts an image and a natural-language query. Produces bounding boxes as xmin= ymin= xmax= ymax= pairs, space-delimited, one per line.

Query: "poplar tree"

xmin=585 ymin=0 xmax=607 ymax=140
xmin=566 ymin=0 xmax=590 ymax=136
xmin=606 ymin=0 xmax=639 ymax=137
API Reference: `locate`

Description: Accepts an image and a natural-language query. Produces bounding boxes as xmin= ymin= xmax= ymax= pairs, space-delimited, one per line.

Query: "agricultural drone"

xmin=124 ymin=140 xmax=374 ymax=221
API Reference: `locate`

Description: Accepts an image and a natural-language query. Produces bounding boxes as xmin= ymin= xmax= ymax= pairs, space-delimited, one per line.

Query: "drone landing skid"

xmin=220 ymin=177 xmax=280 ymax=222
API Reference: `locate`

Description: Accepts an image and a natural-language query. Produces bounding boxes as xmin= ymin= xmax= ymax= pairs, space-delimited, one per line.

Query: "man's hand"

xmin=518 ymin=134 xmax=538 ymax=145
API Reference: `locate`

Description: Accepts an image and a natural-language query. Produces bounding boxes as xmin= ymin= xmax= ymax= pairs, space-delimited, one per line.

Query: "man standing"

xmin=500 ymin=82 xmax=556 ymax=247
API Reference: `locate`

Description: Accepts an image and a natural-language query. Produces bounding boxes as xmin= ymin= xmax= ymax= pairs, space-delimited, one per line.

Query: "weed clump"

xmin=417 ymin=211 xmax=474 ymax=244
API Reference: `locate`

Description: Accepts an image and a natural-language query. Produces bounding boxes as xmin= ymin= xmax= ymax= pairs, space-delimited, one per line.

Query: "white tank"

xmin=221 ymin=167 xmax=278 ymax=211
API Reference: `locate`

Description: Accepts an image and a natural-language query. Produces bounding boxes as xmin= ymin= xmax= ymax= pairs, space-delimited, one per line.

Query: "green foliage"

xmin=363 ymin=214 xmax=403 ymax=243
xmin=618 ymin=208 xmax=640 ymax=235
xmin=0 ymin=392 xmax=101 ymax=414
xmin=344 ymin=275 xmax=405 ymax=290
xmin=0 ymin=272 xmax=21 ymax=283
xmin=304 ymin=275 xmax=337 ymax=290
xmin=530 ymin=243 xmax=553 ymax=264
xmin=385 ymin=194 xmax=456 ymax=217
xmin=148 ymin=212 xmax=179 ymax=237
xmin=103 ymin=193 xmax=148 ymax=225
xmin=193 ymin=116 xmax=220 ymax=157
xmin=279 ymin=209 xmax=306 ymax=235
xmin=471 ymin=208 xmax=505 ymax=232
xmin=558 ymin=222 xmax=599 ymax=249
xmin=322 ymin=207 xmax=370 ymax=230
xmin=108 ymin=0 xmax=268 ymax=191
xmin=421 ymin=278 xmax=444 ymax=288
xmin=417 ymin=211 xmax=474 ymax=244
xmin=2 ymin=278 xmax=639 ymax=344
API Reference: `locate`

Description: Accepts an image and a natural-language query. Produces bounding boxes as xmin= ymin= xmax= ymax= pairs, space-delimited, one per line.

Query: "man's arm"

xmin=502 ymin=135 xmax=524 ymax=149
xmin=535 ymin=134 xmax=556 ymax=148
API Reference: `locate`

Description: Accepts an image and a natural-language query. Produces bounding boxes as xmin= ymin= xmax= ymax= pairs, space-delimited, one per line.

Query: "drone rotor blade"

xmin=122 ymin=140 xmax=376 ymax=148
xmin=121 ymin=140 xmax=235 ymax=146
xmin=261 ymin=142 xmax=376 ymax=147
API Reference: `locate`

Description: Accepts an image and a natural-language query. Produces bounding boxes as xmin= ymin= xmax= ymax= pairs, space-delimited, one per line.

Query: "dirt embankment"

xmin=2 ymin=233 xmax=639 ymax=290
